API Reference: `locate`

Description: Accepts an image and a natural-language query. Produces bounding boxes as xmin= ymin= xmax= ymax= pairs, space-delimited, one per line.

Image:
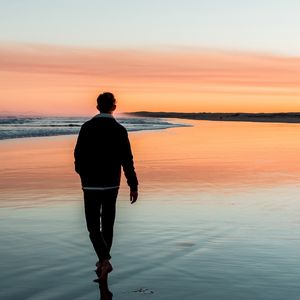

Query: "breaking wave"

xmin=0 ymin=115 xmax=189 ymax=140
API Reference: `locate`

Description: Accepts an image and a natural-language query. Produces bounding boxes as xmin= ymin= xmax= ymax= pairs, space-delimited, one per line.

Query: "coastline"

xmin=129 ymin=111 xmax=300 ymax=124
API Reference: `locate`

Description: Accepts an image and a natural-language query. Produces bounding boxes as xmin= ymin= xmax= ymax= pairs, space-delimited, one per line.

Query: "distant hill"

xmin=128 ymin=112 xmax=300 ymax=124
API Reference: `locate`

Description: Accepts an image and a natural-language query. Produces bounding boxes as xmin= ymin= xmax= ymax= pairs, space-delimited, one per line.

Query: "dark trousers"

xmin=83 ymin=188 xmax=119 ymax=262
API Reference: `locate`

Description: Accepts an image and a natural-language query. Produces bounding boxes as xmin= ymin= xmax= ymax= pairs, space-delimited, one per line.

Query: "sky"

xmin=1 ymin=0 xmax=300 ymax=115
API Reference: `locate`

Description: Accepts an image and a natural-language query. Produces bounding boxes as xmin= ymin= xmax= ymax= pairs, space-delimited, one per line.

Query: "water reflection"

xmin=95 ymin=276 xmax=113 ymax=300
xmin=1 ymin=120 xmax=300 ymax=208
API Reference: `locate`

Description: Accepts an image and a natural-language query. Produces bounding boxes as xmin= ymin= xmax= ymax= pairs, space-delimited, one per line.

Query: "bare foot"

xmin=99 ymin=260 xmax=113 ymax=280
xmin=96 ymin=261 xmax=102 ymax=268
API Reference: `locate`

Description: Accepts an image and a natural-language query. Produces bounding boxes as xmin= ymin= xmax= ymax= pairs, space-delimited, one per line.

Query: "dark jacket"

xmin=74 ymin=115 xmax=138 ymax=191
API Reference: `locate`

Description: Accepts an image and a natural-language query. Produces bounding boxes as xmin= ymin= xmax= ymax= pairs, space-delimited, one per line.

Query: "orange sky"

xmin=1 ymin=43 xmax=300 ymax=115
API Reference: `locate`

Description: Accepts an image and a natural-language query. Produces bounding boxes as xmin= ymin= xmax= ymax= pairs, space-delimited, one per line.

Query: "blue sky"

xmin=1 ymin=0 xmax=300 ymax=55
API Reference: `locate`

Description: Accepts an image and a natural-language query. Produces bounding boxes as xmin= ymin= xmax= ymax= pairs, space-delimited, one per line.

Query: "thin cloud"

xmin=1 ymin=43 xmax=300 ymax=88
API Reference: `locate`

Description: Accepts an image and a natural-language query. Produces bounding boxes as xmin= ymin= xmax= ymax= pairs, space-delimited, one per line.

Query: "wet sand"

xmin=1 ymin=120 xmax=300 ymax=299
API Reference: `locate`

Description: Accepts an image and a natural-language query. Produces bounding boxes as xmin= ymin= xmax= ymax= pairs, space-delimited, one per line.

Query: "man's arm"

xmin=74 ymin=125 xmax=87 ymax=175
xmin=121 ymin=130 xmax=138 ymax=202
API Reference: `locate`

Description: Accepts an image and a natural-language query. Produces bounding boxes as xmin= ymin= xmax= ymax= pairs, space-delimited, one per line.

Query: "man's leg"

xmin=101 ymin=188 xmax=118 ymax=252
xmin=83 ymin=190 xmax=111 ymax=262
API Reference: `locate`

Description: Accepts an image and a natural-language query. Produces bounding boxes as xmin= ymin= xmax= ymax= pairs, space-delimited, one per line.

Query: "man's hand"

xmin=130 ymin=191 xmax=138 ymax=204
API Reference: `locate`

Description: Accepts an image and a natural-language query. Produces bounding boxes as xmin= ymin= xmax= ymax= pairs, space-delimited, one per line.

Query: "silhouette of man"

xmin=74 ymin=92 xmax=138 ymax=280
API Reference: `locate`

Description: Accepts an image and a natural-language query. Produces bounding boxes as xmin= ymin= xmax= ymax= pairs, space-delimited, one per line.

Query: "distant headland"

xmin=128 ymin=112 xmax=300 ymax=124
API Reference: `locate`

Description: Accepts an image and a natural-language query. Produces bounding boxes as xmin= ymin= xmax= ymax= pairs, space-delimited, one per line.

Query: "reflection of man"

xmin=74 ymin=92 xmax=138 ymax=279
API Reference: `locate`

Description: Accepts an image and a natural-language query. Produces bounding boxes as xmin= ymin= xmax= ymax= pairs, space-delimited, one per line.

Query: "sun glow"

xmin=1 ymin=44 xmax=300 ymax=115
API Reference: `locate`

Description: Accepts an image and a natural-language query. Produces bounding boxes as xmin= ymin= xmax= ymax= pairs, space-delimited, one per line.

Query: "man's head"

xmin=97 ymin=92 xmax=116 ymax=113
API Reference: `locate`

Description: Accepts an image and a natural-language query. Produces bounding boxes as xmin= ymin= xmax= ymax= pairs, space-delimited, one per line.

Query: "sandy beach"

xmin=1 ymin=119 xmax=300 ymax=299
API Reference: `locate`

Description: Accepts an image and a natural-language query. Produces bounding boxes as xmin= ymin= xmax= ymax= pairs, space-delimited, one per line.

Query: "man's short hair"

xmin=97 ymin=92 xmax=116 ymax=113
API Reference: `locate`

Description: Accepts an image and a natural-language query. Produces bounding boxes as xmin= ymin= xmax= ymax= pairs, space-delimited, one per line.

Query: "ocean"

xmin=0 ymin=115 xmax=188 ymax=140
xmin=1 ymin=119 xmax=300 ymax=299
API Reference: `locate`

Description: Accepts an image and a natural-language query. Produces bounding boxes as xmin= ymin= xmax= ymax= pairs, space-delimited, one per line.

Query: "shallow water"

xmin=0 ymin=115 xmax=186 ymax=140
xmin=1 ymin=120 xmax=300 ymax=299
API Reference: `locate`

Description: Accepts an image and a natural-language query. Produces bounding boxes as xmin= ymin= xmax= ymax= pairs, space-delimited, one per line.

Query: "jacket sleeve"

xmin=121 ymin=130 xmax=138 ymax=191
xmin=74 ymin=125 xmax=86 ymax=175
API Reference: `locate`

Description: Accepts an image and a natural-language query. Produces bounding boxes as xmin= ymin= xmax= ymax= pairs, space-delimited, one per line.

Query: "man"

xmin=74 ymin=92 xmax=138 ymax=280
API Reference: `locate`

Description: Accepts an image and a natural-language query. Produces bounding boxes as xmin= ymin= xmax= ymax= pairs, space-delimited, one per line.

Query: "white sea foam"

xmin=0 ymin=115 xmax=188 ymax=140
